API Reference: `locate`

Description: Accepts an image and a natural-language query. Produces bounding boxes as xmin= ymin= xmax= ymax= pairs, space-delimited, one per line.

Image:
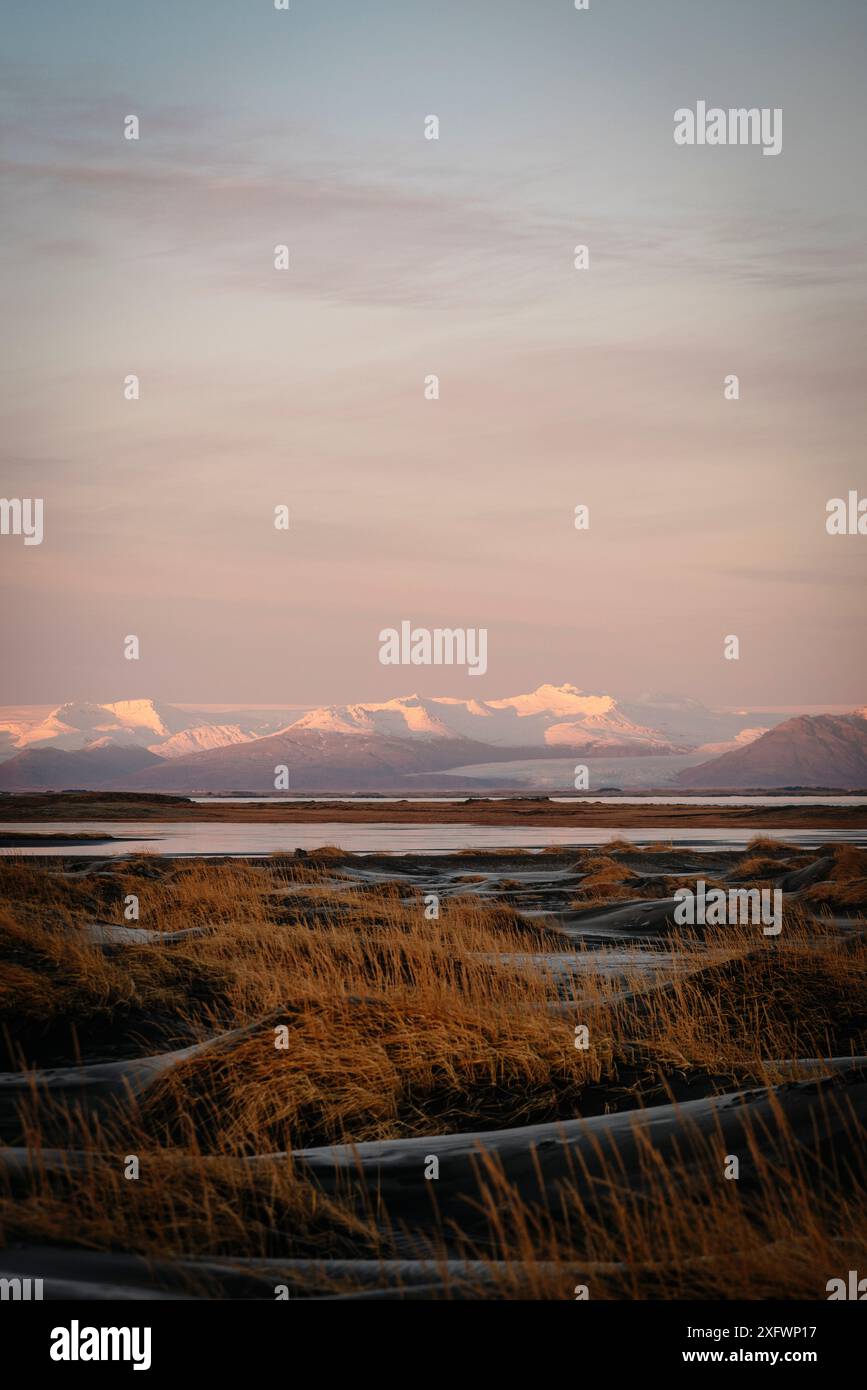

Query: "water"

xmin=192 ymin=795 xmax=867 ymax=808
xmin=553 ymin=795 xmax=867 ymax=807
xmin=190 ymin=796 xmax=472 ymax=804
xmin=3 ymin=821 xmax=866 ymax=856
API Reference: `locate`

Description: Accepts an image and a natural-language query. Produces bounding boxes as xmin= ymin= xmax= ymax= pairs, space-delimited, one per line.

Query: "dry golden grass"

xmin=745 ymin=835 xmax=794 ymax=855
xmin=4 ymin=1091 xmax=864 ymax=1300
xmin=568 ymin=854 xmax=640 ymax=904
xmin=831 ymin=844 xmax=867 ymax=879
xmin=138 ymin=992 xmax=600 ymax=1152
xmin=0 ymin=902 xmax=235 ymax=1050
xmin=1 ymin=846 xmax=865 ymax=1297
xmin=806 ymin=880 xmax=867 ymax=909
xmin=0 ymin=1133 xmax=377 ymax=1267
xmin=2 ymin=864 xmax=864 ymax=1140
xmin=736 ymin=854 xmax=784 ymax=878
xmin=452 ymin=1098 xmax=867 ymax=1299
xmin=800 ymin=846 xmax=867 ymax=911
xmin=578 ymin=854 xmax=635 ymax=882
xmin=616 ymin=919 xmax=867 ymax=1082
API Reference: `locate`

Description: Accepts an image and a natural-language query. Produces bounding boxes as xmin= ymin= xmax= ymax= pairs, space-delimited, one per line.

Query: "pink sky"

xmin=1 ymin=0 xmax=865 ymax=707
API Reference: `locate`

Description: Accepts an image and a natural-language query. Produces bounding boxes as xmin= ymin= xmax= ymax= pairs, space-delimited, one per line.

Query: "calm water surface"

xmin=3 ymin=821 xmax=866 ymax=856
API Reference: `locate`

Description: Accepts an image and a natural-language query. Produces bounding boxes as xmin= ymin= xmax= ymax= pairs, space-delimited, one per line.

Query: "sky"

xmin=1 ymin=0 xmax=866 ymax=709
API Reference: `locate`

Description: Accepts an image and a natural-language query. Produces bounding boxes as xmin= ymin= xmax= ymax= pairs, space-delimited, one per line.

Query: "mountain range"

xmin=675 ymin=710 xmax=867 ymax=790
xmin=0 ymin=689 xmax=862 ymax=791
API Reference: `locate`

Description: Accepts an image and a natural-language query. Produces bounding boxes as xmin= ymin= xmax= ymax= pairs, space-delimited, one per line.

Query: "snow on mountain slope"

xmin=491 ymin=685 xmax=615 ymax=719
xmin=290 ymin=696 xmax=461 ymax=741
xmin=8 ymin=702 xmax=130 ymax=750
xmin=688 ymin=727 xmax=767 ymax=760
xmin=0 ymin=685 xmax=793 ymax=767
xmin=620 ymin=693 xmax=779 ymax=747
xmin=502 ymin=685 xmax=666 ymax=747
xmin=101 ymin=699 xmax=180 ymax=736
xmin=0 ymin=700 xmax=277 ymax=761
xmin=286 ymin=686 xmax=676 ymax=749
xmin=152 ymin=724 xmax=256 ymax=758
xmin=2 ymin=699 xmax=184 ymax=750
xmin=286 ymin=686 xmax=678 ymax=750
xmin=543 ymin=715 xmax=670 ymax=749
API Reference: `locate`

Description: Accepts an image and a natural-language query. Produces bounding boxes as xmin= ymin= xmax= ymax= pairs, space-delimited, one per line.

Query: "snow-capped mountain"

xmin=154 ymin=725 xmax=257 ymax=758
xmin=289 ymin=698 xmax=459 ymax=741
xmin=0 ymin=687 xmax=835 ymax=792
xmin=0 ymin=687 xmax=785 ymax=785
xmin=0 ymin=699 xmax=297 ymax=762
xmin=0 ymin=699 xmax=192 ymax=752
xmin=284 ymin=685 xmax=678 ymax=750
xmin=620 ymin=693 xmax=779 ymax=747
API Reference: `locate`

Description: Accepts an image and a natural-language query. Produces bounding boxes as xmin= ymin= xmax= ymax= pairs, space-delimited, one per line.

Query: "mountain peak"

xmin=677 ymin=709 xmax=867 ymax=789
xmin=533 ymin=682 xmax=583 ymax=696
xmin=0 ymin=689 xmax=797 ymax=779
xmin=492 ymin=685 xmax=616 ymax=719
xmin=103 ymin=698 xmax=172 ymax=736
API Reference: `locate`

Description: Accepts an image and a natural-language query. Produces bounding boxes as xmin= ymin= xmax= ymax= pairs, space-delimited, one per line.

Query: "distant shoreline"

xmin=0 ymin=831 xmax=134 ymax=847
xmin=2 ymin=792 xmax=866 ymax=830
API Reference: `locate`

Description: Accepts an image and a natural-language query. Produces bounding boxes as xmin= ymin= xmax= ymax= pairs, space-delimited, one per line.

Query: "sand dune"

xmin=2 ymin=842 xmax=865 ymax=1299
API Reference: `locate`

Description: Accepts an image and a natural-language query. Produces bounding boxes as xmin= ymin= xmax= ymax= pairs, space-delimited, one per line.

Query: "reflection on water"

xmin=3 ymin=822 xmax=866 ymax=856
